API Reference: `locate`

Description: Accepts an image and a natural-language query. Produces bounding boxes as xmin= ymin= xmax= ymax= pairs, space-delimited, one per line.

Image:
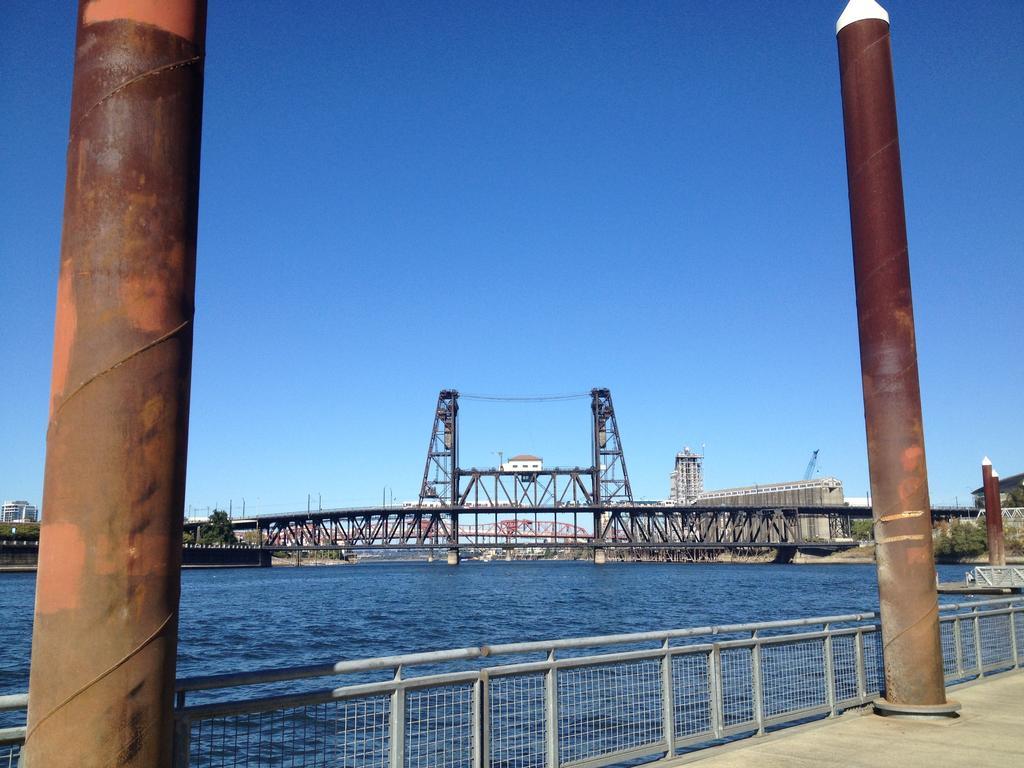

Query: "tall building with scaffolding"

xmin=669 ymin=447 xmax=704 ymax=504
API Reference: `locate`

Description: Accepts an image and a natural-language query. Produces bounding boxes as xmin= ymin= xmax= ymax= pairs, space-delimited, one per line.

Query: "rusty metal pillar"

xmin=836 ymin=0 xmax=954 ymax=715
xmin=982 ymin=459 xmax=1006 ymax=566
xmin=990 ymin=470 xmax=1005 ymax=566
xmin=24 ymin=2 xmax=207 ymax=766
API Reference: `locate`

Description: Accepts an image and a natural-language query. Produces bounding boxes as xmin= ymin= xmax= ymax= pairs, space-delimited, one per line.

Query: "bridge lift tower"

xmin=419 ymin=390 xmax=460 ymax=507
xmin=418 ymin=387 xmax=632 ymax=564
xmin=418 ymin=388 xmax=632 ymax=508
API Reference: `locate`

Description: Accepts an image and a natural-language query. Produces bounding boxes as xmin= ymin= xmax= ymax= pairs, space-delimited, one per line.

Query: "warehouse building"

xmin=694 ymin=477 xmax=845 ymax=507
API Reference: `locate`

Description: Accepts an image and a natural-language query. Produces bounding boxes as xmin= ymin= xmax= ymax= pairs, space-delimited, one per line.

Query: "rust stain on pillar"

xmin=24 ymin=1 xmax=207 ymax=766
xmin=982 ymin=460 xmax=1006 ymax=566
xmin=836 ymin=1 xmax=947 ymax=708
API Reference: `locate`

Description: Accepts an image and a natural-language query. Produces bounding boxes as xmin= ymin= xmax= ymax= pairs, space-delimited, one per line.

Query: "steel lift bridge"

xmin=206 ymin=388 xmax=925 ymax=557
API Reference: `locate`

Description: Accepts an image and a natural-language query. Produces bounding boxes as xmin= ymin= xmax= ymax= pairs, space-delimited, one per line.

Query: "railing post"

xmin=171 ymin=716 xmax=191 ymax=768
xmin=708 ymin=645 xmax=724 ymax=740
xmin=953 ymin=617 xmax=964 ymax=678
xmin=854 ymin=629 xmax=867 ymax=700
xmin=973 ymin=608 xmax=984 ymax=677
xmin=661 ymin=639 xmax=676 ymax=756
xmin=823 ymin=623 xmax=836 ymax=717
xmin=390 ymin=666 xmax=405 ymax=768
xmin=483 ymin=671 xmax=495 ymax=767
xmin=1008 ymin=606 xmax=1019 ymax=669
xmin=545 ymin=650 xmax=559 ymax=768
xmin=474 ymin=675 xmax=486 ymax=768
xmin=750 ymin=631 xmax=765 ymax=735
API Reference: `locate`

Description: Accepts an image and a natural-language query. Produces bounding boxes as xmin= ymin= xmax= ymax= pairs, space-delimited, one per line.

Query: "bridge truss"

xmin=211 ymin=505 xmax=872 ymax=551
xmin=597 ymin=507 xmax=805 ymax=547
xmin=249 ymin=509 xmax=592 ymax=549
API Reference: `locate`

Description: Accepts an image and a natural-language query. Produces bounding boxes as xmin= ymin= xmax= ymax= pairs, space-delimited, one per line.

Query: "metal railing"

xmin=172 ymin=597 xmax=1023 ymax=767
xmin=3 ymin=597 xmax=1022 ymax=768
xmin=938 ymin=598 xmax=1022 ymax=681
xmin=0 ymin=694 xmax=27 ymax=768
xmin=969 ymin=566 xmax=1024 ymax=588
xmin=972 ymin=507 xmax=1024 ymax=525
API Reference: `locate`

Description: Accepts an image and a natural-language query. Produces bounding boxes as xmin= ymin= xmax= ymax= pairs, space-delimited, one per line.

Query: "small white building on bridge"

xmin=501 ymin=454 xmax=543 ymax=472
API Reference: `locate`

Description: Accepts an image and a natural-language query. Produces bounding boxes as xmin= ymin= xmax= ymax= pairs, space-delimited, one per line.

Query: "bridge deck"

xmin=663 ymin=672 xmax=1024 ymax=767
xmin=181 ymin=504 xmax=979 ymax=551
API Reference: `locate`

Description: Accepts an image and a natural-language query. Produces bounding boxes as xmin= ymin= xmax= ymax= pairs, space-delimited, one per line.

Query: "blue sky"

xmin=1 ymin=1 xmax=1021 ymax=515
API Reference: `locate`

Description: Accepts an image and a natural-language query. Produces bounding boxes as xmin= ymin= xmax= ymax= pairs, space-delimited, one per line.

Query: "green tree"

xmin=1 ymin=523 xmax=40 ymax=541
xmin=198 ymin=509 xmax=237 ymax=545
xmin=1006 ymin=531 xmax=1024 ymax=557
xmin=933 ymin=521 xmax=988 ymax=560
xmin=851 ymin=520 xmax=874 ymax=541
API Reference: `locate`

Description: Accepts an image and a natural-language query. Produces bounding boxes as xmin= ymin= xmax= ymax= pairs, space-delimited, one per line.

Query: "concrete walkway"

xmin=668 ymin=672 xmax=1024 ymax=767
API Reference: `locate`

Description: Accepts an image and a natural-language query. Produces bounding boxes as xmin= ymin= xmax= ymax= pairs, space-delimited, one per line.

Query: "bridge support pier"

xmin=447 ymin=549 xmax=460 ymax=566
xmin=592 ymin=509 xmax=607 ymax=564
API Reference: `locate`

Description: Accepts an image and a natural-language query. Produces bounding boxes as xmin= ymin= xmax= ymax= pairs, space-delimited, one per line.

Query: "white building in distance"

xmin=2 ymin=500 xmax=39 ymax=523
xmin=502 ymin=454 xmax=543 ymax=472
xmin=669 ymin=447 xmax=704 ymax=504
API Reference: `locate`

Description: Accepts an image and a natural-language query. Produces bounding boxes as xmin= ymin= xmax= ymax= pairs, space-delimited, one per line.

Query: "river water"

xmin=0 ymin=560 xmax=974 ymax=697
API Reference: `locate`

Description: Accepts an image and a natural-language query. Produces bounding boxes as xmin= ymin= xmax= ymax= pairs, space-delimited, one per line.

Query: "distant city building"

xmin=971 ymin=471 xmax=1024 ymax=507
xmin=2 ymin=500 xmax=39 ymax=523
xmin=502 ymin=454 xmax=543 ymax=472
xmin=669 ymin=447 xmax=704 ymax=504
xmin=666 ymin=445 xmax=844 ymax=509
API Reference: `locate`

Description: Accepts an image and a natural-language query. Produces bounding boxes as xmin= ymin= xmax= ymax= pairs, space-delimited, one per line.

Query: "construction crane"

xmin=803 ymin=450 xmax=820 ymax=480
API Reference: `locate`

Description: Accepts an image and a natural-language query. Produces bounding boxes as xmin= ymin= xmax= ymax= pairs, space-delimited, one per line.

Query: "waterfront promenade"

xmin=670 ymin=672 xmax=1024 ymax=767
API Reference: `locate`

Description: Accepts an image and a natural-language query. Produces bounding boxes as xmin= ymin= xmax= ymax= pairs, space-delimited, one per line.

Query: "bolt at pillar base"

xmin=447 ymin=549 xmax=460 ymax=566
xmin=873 ymin=698 xmax=961 ymax=718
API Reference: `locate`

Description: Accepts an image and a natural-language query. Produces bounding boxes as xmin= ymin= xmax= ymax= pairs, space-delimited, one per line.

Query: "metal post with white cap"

xmin=835 ymin=0 xmax=956 ymax=716
xmin=982 ymin=459 xmax=1006 ymax=566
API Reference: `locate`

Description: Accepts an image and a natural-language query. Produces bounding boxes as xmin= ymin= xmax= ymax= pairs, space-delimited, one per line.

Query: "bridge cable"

xmin=460 ymin=392 xmax=590 ymax=402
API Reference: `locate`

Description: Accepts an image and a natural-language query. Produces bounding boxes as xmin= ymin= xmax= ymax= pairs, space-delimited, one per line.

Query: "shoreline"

xmin=4 ymin=552 xmax=1022 ymax=573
